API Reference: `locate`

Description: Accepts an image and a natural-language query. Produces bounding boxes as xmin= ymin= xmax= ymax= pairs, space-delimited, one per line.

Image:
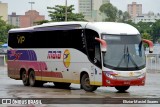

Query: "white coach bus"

xmin=7 ymin=22 xmax=153 ymax=92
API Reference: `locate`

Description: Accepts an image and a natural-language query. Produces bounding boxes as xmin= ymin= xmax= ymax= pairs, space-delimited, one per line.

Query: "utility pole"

xmin=65 ymin=0 xmax=67 ymax=21
xmin=28 ymin=2 xmax=35 ymax=10
xmin=28 ymin=2 xmax=35 ymax=26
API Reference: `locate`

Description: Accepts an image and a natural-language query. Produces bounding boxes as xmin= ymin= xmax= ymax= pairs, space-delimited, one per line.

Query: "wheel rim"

xmin=84 ymin=78 xmax=91 ymax=88
xmin=22 ymin=72 xmax=27 ymax=83
xmin=29 ymin=72 xmax=35 ymax=85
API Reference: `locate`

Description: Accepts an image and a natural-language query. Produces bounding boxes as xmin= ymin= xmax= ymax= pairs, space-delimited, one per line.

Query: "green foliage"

xmin=99 ymin=3 xmax=118 ymax=21
xmin=99 ymin=3 xmax=130 ymax=22
xmin=125 ymin=20 xmax=160 ymax=43
xmin=47 ymin=5 xmax=85 ymax=22
xmin=141 ymin=32 xmax=152 ymax=40
xmin=124 ymin=20 xmax=137 ymax=29
xmin=152 ymin=19 xmax=160 ymax=42
xmin=0 ymin=17 xmax=16 ymax=43
xmin=34 ymin=20 xmax=50 ymax=25
xmin=157 ymin=38 xmax=160 ymax=43
xmin=136 ymin=21 xmax=153 ymax=34
xmin=121 ymin=11 xmax=130 ymax=22
xmin=141 ymin=32 xmax=153 ymax=48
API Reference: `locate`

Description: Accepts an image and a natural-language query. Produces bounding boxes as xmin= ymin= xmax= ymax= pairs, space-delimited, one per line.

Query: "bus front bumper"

xmin=102 ymin=71 xmax=146 ymax=87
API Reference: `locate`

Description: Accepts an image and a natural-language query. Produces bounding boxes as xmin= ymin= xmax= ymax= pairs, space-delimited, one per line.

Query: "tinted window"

xmin=8 ymin=32 xmax=32 ymax=48
xmin=85 ymin=29 xmax=101 ymax=68
xmin=8 ymin=28 xmax=86 ymax=53
xmin=102 ymin=34 xmax=145 ymax=71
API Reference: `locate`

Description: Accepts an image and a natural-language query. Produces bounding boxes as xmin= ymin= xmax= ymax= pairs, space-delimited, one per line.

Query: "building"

xmin=133 ymin=13 xmax=160 ymax=24
xmin=0 ymin=1 xmax=8 ymax=21
xmin=8 ymin=12 xmax=20 ymax=27
xmin=8 ymin=10 xmax=45 ymax=28
xmin=78 ymin=0 xmax=110 ymax=21
xmin=127 ymin=2 xmax=142 ymax=19
xmin=19 ymin=10 xmax=45 ymax=28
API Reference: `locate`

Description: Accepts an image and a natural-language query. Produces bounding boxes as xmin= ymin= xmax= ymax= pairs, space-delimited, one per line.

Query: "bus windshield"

xmin=102 ymin=34 xmax=145 ymax=71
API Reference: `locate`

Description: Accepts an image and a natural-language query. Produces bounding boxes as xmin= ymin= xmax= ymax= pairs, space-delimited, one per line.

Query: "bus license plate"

xmin=124 ymin=81 xmax=130 ymax=85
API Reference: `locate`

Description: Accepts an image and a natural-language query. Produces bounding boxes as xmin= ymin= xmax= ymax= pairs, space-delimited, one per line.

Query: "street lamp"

xmin=65 ymin=0 xmax=67 ymax=21
xmin=28 ymin=2 xmax=35 ymax=26
xmin=28 ymin=2 xmax=35 ymax=10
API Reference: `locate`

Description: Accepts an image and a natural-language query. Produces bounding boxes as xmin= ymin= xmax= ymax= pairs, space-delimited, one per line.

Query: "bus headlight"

xmin=105 ymin=71 xmax=118 ymax=79
xmin=106 ymin=74 xmax=115 ymax=79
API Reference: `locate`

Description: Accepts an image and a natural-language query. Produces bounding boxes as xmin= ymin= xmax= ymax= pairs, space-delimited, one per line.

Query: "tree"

xmin=0 ymin=17 xmax=16 ymax=44
xmin=122 ymin=11 xmax=130 ymax=22
xmin=34 ymin=20 xmax=50 ymax=25
xmin=99 ymin=3 xmax=118 ymax=22
xmin=117 ymin=11 xmax=130 ymax=22
xmin=117 ymin=10 xmax=123 ymax=22
xmin=141 ymin=32 xmax=153 ymax=48
xmin=152 ymin=19 xmax=160 ymax=43
xmin=136 ymin=21 xmax=153 ymax=34
xmin=47 ymin=5 xmax=85 ymax=22
xmin=141 ymin=32 xmax=152 ymax=40
xmin=124 ymin=20 xmax=137 ymax=27
xmin=99 ymin=3 xmax=130 ymax=22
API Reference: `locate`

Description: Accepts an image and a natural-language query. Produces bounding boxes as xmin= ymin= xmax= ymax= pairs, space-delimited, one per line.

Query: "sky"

xmin=0 ymin=0 xmax=160 ymax=20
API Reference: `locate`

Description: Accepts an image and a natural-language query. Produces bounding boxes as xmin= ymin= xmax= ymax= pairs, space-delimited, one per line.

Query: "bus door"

xmin=89 ymin=41 xmax=102 ymax=85
xmin=85 ymin=29 xmax=102 ymax=85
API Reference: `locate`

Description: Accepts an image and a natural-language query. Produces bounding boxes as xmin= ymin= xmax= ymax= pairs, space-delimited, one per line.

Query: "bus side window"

xmin=85 ymin=29 xmax=102 ymax=68
xmin=9 ymin=32 xmax=32 ymax=48
xmin=95 ymin=42 xmax=101 ymax=67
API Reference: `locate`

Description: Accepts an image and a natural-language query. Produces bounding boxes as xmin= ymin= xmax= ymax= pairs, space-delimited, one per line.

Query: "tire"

xmin=81 ymin=74 xmax=97 ymax=92
xmin=29 ymin=70 xmax=36 ymax=87
xmin=115 ymin=86 xmax=130 ymax=92
xmin=54 ymin=82 xmax=71 ymax=88
xmin=29 ymin=70 xmax=44 ymax=87
xmin=22 ymin=70 xmax=29 ymax=86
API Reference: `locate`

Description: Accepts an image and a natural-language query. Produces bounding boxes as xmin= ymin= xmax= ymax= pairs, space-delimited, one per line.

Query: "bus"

xmin=7 ymin=22 xmax=153 ymax=92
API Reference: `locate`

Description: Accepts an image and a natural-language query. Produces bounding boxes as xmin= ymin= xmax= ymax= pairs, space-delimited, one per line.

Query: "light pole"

xmin=65 ymin=0 xmax=67 ymax=21
xmin=28 ymin=2 xmax=35 ymax=26
xmin=28 ymin=2 xmax=35 ymax=10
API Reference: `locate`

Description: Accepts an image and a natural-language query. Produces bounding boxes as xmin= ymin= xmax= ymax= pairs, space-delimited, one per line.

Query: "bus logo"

xmin=129 ymin=72 xmax=134 ymax=76
xmin=9 ymin=50 xmax=22 ymax=60
xmin=17 ymin=35 xmax=25 ymax=44
xmin=63 ymin=50 xmax=71 ymax=68
xmin=47 ymin=51 xmax=61 ymax=59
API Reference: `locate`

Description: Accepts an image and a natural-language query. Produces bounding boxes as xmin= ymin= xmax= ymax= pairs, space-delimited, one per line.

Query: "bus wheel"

xmin=115 ymin=86 xmax=130 ymax=92
xmin=81 ymin=74 xmax=97 ymax=92
xmin=28 ymin=70 xmax=44 ymax=87
xmin=54 ymin=82 xmax=71 ymax=88
xmin=22 ymin=70 xmax=29 ymax=86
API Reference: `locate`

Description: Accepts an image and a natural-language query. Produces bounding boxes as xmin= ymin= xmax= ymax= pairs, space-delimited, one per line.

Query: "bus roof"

xmin=86 ymin=22 xmax=140 ymax=35
xmin=9 ymin=22 xmax=139 ymax=35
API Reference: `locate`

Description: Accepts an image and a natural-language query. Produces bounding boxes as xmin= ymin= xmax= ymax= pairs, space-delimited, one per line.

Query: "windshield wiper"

xmin=117 ymin=45 xmax=140 ymax=69
xmin=117 ymin=45 xmax=127 ymax=67
xmin=127 ymin=49 xmax=140 ymax=69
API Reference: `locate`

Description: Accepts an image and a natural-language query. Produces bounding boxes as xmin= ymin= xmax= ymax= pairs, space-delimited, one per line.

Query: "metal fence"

xmin=0 ymin=55 xmax=6 ymax=66
xmin=146 ymin=54 xmax=160 ymax=72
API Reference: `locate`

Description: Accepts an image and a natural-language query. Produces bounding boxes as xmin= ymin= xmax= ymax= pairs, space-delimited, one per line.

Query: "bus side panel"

xmin=7 ymin=49 xmax=46 ymax=80
xmin=36 ymin=48 xmax=102 ymax=85
xmin=7 ymin=48 xmax=103 ymax=85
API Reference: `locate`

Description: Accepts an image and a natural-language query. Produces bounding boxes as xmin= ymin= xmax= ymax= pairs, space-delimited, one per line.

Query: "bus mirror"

xmin=142 ymin=39 xmax=153 ymax=53
xmin=95 ymin=37 xmax=107 ymax=53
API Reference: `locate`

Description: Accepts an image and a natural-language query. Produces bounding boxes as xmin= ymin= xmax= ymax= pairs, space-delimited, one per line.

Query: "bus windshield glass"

xmin=102 ymin=34 xmax=145 ymax=71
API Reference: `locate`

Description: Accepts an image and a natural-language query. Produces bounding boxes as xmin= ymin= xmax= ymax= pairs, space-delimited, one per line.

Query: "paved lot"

xmin=0 ymin=66 xmax=160 ymax=107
